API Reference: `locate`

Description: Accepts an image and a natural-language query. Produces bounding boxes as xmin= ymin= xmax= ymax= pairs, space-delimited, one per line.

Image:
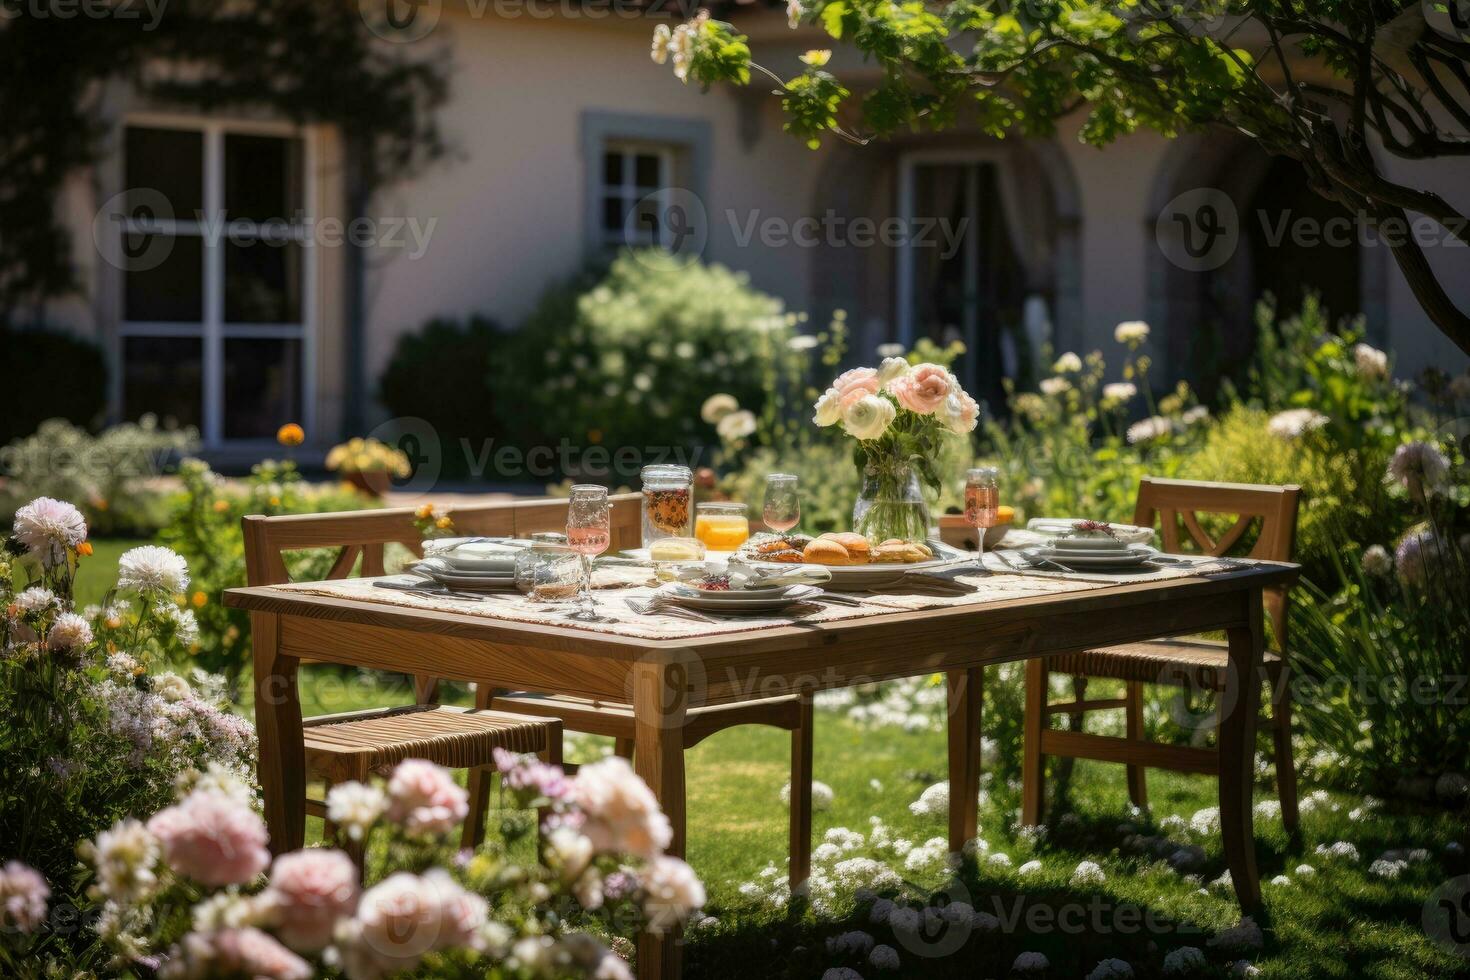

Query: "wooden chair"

xmin=1019 ymin=477 xmax=1303 ymax=833
xmin=243 ymin=494 xmax=815 ymax=886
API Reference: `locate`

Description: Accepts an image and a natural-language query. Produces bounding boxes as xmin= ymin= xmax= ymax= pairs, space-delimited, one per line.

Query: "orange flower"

xmin=192 ymin=591 xmax=208 ymax=608
xmin=415 ymin=503 xmax=435 ymax=520
xmin=212 ymin=499 xmax=231 ymax=513
xmin=276 ymin=423 xmax=306 ymax=447
xmin=435 ymin=515 xmax=454 ymax=530
xmin=76 ymin=541 xmax=94 ymax=557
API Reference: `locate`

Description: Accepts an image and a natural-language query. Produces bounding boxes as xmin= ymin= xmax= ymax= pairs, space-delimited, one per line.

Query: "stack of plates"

xmin=1021 ymin=538 xmax=1159 ymax=570
xmin=1026 ymin=518 xmax=1155 ymax=545
xmin=658 ymin=582 xmax=823 ymax=613
xmin=411 ymin=541 xmax=521 ymax=592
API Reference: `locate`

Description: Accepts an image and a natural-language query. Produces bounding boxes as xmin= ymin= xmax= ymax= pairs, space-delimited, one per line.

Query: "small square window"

xmin=125 ymin=127 xmax=204 ymax=217
xmin=603 ymin=151 xmax=623 ymax=187
xmin=123 ymin=336 xmax=202 ymax=428
xmin=635 ymin=153 xmax=661 ymax=190
xmin=225 ymin=134 xmax=304 ymax=222
xmin=124 ymin=234 xmax=204 ymax=322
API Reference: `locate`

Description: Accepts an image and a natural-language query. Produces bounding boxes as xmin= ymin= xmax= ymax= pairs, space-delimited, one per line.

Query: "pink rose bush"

xmin=78 ymin=754 xmax=702 ymax=978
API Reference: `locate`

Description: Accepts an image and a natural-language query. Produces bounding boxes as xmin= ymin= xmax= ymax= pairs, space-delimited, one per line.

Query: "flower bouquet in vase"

xmin=813 ymin=358 xmax=979 ymax=542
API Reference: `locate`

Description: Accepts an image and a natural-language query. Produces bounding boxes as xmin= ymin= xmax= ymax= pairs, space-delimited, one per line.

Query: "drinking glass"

xmin=694 ymin=501 xmax=750 ymax=550
xmin=762 ymin=473 xmax=800 ymax=535
xmin=964 ymin=467 xmax=1000 ymax=559
xmin=565 ymin=485 xmax=611 ymax=621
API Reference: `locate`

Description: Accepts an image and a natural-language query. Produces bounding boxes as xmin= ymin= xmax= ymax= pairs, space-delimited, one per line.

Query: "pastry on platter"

xmin=802 ymin=538 xmax=858 ymax=566
xmin=818 ymin=532 xmax=871 ymax=563
xmin=738 ymin=532 xmax=813 ymax=564
xmin=869 ymin=539 xmax=933 ymax=563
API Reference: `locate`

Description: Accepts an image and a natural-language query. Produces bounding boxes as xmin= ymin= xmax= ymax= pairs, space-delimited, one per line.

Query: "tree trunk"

xmin=1381 ymin=206 xmax=1470 ymax=358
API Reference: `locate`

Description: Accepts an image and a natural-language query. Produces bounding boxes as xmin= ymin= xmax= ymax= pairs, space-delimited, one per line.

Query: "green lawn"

xmin=74 ymin=537 xmax=151 ymax=609
xmin=84 ymin=541 xmax=1470 ymax=978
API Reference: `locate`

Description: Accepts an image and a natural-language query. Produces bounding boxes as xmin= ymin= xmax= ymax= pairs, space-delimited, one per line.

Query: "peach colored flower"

xmin=831 ymin=367 xmax=880 ymax=405
xmin=337 ymin=870 xmax=486 ymax=978
xmin=147 ymin=790 xmax=270 ymax=887
xmin=0 ymin=861 xmax=49 ymax=934
xmin=385 ymin=759 xmax=469 ymax=837
xmin=641 ymin=856 xmax=705 ymax=934
xmin=260 ymin=849 xmax=360 ymax=953
xmin=161 ymin=927 xmax=311 ymax=980
xmin=941 ymin=388 xmax=980 ymax=434
xmin=572 ymin=756 xmax=672 ymax=860
xmin=888 ymin=363 xmax=951 ymax=415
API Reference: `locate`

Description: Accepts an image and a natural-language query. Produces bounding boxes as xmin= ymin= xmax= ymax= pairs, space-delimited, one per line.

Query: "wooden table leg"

xmin=633 ymin=658 xmax=688 ymax=980
xmin=1219 ymin=595 xmax=1265 ymax=912
xmin=1021 ymin=658 xmax=1047 ymax=826
xmin=251 ymin=611 xmax=305 ymax=855
xmin=946 ymin=667 xmax=983 ymax=854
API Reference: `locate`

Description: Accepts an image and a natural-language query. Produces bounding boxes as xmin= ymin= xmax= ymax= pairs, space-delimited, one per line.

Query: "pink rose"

xmin=572 ymin=756 xmax=672 ymax=860
xmin=147 ymin=790 xmax=270 ymax=887
xmin=338 ymin=870 xmax=485 ymax=978
xmin=942 ymin=389 xmax=980 ymax=433
xmin=831 ymin=367 xmax=880 ymax=405
xmin=888 ymin=363 xmax=952 ymax=415
xmin=260 ymin=849 xmax=360 ymax=953
xmin=161 ymin=927 xmax=311 ymax=980
xmin=386 ymin=759 xmax=469 ymax=836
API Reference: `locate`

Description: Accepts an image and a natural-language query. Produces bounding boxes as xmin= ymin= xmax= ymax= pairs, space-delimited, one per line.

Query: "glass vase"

xmin=852 ymin=461 xmax=931 ymax=543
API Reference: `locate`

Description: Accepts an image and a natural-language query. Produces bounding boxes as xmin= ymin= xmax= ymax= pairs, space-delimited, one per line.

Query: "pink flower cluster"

xmin=260 ymin=850 xmax=361 ymax=953
xmin=494 ymin=745 xmax=572 ymax=801
xmin=572 ymin=755 xmax=673 ymax=860
xmin=336 ymin=869 xmax=489 ymax=979
xmin=160 ymin=927 xmax=311 ymax=980
xmin=385 ymin=758 xmax=470 ymax=836
xmin=0 ymin=860 xmax=50 ymax=934
xmin=147 ymin=789 xmax=271 ymax=887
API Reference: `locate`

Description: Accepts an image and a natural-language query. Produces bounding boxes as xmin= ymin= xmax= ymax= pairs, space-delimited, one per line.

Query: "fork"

xmin=625 ymin=597 xmax=719 ymax=624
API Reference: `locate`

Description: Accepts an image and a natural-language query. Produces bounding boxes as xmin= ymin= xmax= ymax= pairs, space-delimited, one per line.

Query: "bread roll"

xmin=803 ymin=538 xmax=853 ymax=566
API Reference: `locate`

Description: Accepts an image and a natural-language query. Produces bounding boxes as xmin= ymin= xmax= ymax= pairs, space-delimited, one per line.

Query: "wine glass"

xmin=565 ymin=485 xmax=611 ymax=621
xmin=762 ymin=473 xmax=800 ymax=535
xmin=964 ymin=467 xmax=1000 ymax=560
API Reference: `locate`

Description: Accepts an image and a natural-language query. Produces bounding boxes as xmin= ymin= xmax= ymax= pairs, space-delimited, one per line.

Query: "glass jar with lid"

xmin=515 ymin=532 xmax=581 ymax=601
xmin=640 ymin=464 xmax=693 ymax=548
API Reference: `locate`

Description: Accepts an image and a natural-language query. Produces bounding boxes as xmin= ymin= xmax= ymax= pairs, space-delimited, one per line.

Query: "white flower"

xmin=987 ymin=853 xmax=1012 ymax=868
xmin=1182 ymin=404 xmax=1210 ymax=425
xmin=325 ymin=782 xmax=387 ymax=842
xmin=1013 ymin=951 xmax=1050 ymax=973
xmin=47 ymin=612 xmax=93 ymax=650
xmin=118 ymin=545 xmax=189 ymax=595
xmin=875 ymin=342 xmax=906 ymax=358
xmin=1360 ymin=544 xmax=1392 ymax=577
xmin=1267 ymin=408 xmax=1328 ymax=440
xmin=1316 ymin=840 xmax=1360 ymax=862
xmin=842 ymin=395 xmax=896 ymax=441
xmin=821 ymin=970 xmax=863 ymax=980
xmin=1295 ymin=864 xmax=1316 ymax=877
xmin=1071 ymin=860 xmax=1106 ymax=886
xmin=80 ymin=818 xmax=160 ymax=903
xmin=1210 ymin=917 xmax=1264 ymax=955
xmin=1087 ymin=957 xmax=1134 ymax=980
xmin=1101 ymin=382 xmax=1137 ymax=403
xmin=1052 ymin=351 xmax=1083 ymax=373
xmin=781 ymin=780 xmax=833 ymax=810
xmin=868 ymin=944 xmax=899 ymax=970
xmin=1127 ymin=415 xmax=1175 ymax=444
xmin=700 ymin=393 xmax=738 ymax=424
xmin=12 ymin=497 xmax=87 ymax=568
xmin=1189 ymin=807 xmax=1220 ymax=835
xmin=574 ymin=756 xmax=672 ymax=859
xmin=1114 ymin=320 xmax=1150 ymax=345
xmin=715 ymin=409 xmax=758 ymax=442
xmin=670 ymin=23 xmax=696 ymax=81
xmin=13 ymin=587 xmax=58 ymax=615
xmin=1353 ymin=342 xmax=1388 ymax=380
xmin=1231 ymin=962 xmax=1262 ymax=979
xmin=1162 ymin=946 xmax=1207 ymax=975
xmin=650 ymin=23 xmax=672 ymax=64
xmin=908 ymin=781 xmax=950 ymax=817
xmin=800 ymin=49 xmax=832 ymax=67
xmin=786 ymin=0 xmax=802 ymax=28
xmin=150 ymin=671 xmax=193 ymax=702
xmin=813 ymin=387 xmax=844 ymax=427
xmin=1039 ymin=376 xmax=1071 ymax=396
xmin=1387 ymin=441 xmax=1450 ymax=497
xmin=826 ymin=930 xmax=875 ymax=956
xmin=789 ymin=333 xmax=821 ymax=351
xmin=1017 ymin=859 xmax=1043 ymax=875
xmin=876 ymin=356 xmax=909 ymax=385
xmin=1369 ymin=858 xmax=1408 ymax=879
xmin=1270 ymin=874 xmax=1291 ymax=886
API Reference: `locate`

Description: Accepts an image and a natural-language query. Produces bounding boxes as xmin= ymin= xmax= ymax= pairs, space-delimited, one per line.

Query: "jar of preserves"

xmin=640 ymin=464 xmax=693 ymax=548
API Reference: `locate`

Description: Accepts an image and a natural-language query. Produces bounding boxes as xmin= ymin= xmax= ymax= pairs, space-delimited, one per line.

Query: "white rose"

xmin=876 ymin=357 xmax=909 ymax=385
xmin=842 ymin=395 xmax=896 ymax=441
xmin=812 ymin=387 xmax=843 ymax=427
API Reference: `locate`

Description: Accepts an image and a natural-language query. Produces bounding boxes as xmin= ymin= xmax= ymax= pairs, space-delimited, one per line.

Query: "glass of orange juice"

xmin=694 ymin=501 xmax=750 ymax=550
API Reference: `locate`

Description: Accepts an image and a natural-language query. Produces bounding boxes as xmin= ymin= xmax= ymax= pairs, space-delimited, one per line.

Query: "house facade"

xmin=46 ymin=3 xmax=1470 ymax=457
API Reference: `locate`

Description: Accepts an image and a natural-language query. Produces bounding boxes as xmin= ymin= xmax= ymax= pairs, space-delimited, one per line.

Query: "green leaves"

xmin=783 ymin=70 xmax=851 ymax=148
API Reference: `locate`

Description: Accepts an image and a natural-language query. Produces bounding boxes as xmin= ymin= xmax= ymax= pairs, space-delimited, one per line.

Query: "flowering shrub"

xmin=158 ymin=455 xmax=369 ymax=685
xmin=69 ymin=754 xmax=700 ymax=979
xmin=0 ymin=496 xmax=252 ymax=954
xmin=0 ymin=416 xmax=196 ymax=536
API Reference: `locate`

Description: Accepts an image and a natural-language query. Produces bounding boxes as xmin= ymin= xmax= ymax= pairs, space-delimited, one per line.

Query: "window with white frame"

xmin=598 ymin=142 xmax=675 ymax=249
xmin=117 ymin=121 xmax=313 ymax=445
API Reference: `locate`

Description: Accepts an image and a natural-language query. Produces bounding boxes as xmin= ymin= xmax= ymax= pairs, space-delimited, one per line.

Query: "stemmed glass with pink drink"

xmin=964 ymin=467 xmax=1000 ymax=558
xmin=566 ymin=485 xmax=611 ymax=621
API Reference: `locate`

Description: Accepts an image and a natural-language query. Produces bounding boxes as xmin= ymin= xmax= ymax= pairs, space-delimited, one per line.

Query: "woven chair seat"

xmin=1051 ymin=639 xmax=1281 ymax=691
xmin=303 ymin=705 xmax=552 ymax=777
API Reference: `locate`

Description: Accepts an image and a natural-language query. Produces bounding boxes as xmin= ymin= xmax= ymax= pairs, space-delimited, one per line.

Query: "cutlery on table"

xmin=625 ymin=597 xmax=719 ymax=624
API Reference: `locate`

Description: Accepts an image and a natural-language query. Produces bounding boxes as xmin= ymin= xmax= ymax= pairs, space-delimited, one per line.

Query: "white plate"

xmin=655 ymin=583 xmax=824 ymax=612
xmin=820 ymin=556 xmax=964 ymax=590
xmin=669 ymin=582 xmax=813 ymax=602
xmin=1024 ymin=544 xmax=1158 ymax=569
xmin=1026 ymin=519 xmax=1155 ymax=545
xmin=414 ymin=567 xmax=518 ymax=591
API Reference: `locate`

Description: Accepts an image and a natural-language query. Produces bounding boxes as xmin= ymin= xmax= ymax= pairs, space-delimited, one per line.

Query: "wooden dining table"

xmin=225 ymin=554 xmax=1297 ymax=980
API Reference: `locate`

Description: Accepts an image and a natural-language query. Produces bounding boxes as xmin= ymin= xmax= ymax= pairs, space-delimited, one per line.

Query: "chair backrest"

xmin=1131 ymin=476 xmax=1301 ymax=650
xmin=241 ymin=493 xmax=641 ymax=703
